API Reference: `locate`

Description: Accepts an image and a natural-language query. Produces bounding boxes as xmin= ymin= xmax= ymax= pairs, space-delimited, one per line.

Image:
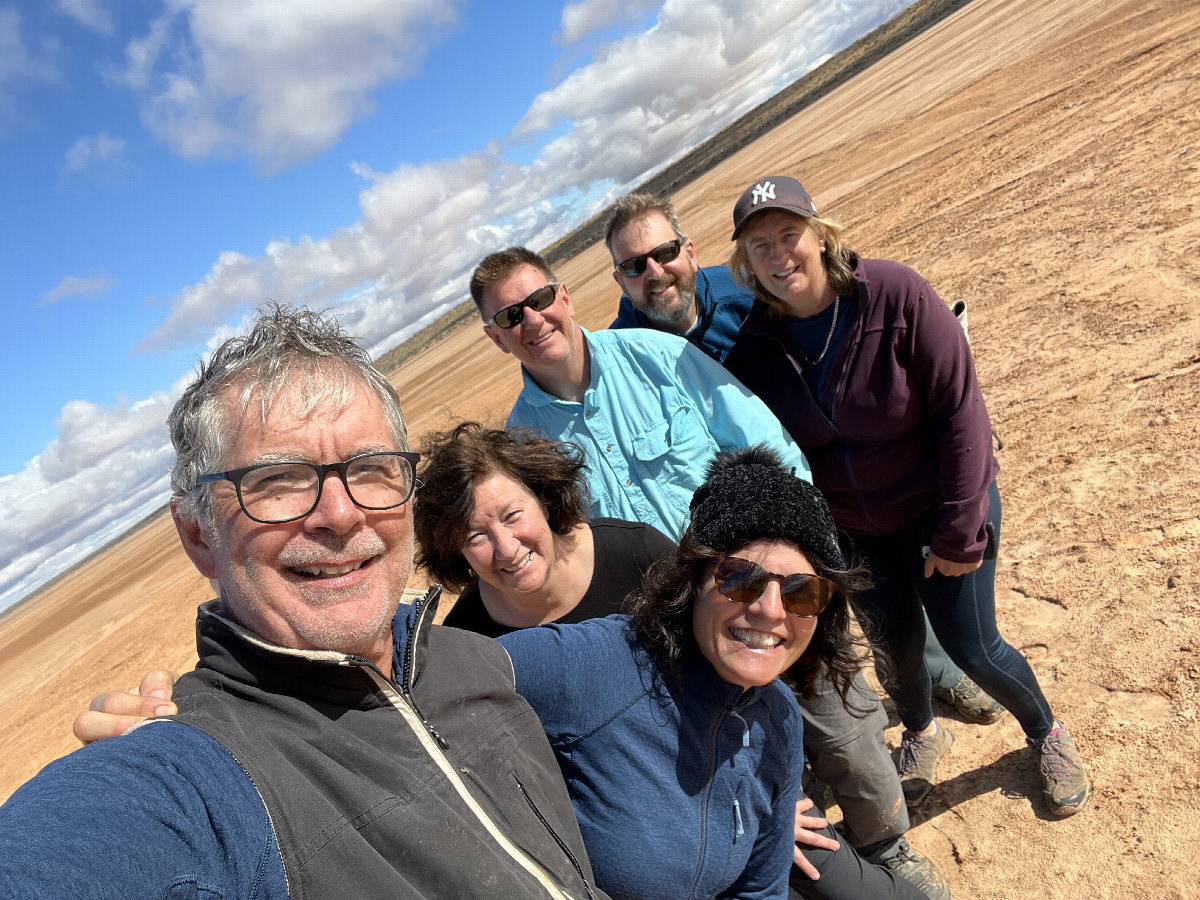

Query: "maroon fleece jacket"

xmin=724 ymin=255 xmax=999 ymax=563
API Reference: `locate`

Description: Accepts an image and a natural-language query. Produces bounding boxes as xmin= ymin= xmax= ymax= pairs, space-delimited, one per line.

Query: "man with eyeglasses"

xmin=0 ymin=304 xmax=607 ymax=900
xmin=470 ymin=245 xmax=811 ymax=536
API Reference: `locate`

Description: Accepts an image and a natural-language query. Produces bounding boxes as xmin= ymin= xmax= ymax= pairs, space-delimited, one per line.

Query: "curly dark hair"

xmin=624 ymin=535 xmax=876 ymax=708
xmin=624 ymin=446 xmax=884 ymax=710
xmin=414 ymin=422 xmax=591 ymax=591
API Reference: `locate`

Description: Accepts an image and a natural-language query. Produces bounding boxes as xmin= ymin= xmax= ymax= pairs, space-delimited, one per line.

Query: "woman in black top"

xmin=414 ymin=422 xmax=675 ymax=636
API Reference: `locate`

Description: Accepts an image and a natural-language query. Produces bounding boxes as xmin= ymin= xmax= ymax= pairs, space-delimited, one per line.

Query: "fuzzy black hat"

xmin=688 ymin=445 xmax=844 ymax=570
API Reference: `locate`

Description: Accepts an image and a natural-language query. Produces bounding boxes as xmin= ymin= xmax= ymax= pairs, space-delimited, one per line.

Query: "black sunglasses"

xmin=489 ymin=282 xmax=560 ymax=329
xmin=615 ymin=238 xmax=685 ymax=277
xmin=713 ymin=556 xmax=836 ymax=618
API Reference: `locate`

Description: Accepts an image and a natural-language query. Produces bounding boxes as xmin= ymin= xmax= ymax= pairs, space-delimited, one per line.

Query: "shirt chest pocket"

xmin=630 ymin=405 xmax=717 ymax=479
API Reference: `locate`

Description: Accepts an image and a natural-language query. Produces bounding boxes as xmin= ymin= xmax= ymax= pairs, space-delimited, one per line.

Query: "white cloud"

xmin=558 ymin=0 xmax=660 ymax=44
xmin=0 ymin=8 xmax=60 ymax=103
xmin=62 ymin=131 xmax=127 ymax=175
xmin=119 ymin=0 xmax=462 ymax=169
xmin=3 ymin=0 xmax=917 ymax=612
xmin=39 ymin=273 xmax=117 ymax=307
xmin=56 ymin=0 xmax=114 ymax=35
xmin=0 ymin=392 xmax=177 ymax=614
xmin=139 ymin=0 xmax=912 ymax=356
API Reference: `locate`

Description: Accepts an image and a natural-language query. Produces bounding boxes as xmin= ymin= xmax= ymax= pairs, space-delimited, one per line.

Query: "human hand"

xmin=792 ymin=796 xmax=840 ymax=879
xmin=72 ymin=669 xmax=178 ymax=745
xmin=923 ymin=550 xmax=982 ymax=579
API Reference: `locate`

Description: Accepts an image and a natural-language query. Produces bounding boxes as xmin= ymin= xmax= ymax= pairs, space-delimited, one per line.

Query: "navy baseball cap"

xmin=731 ymin=176 xmax=818 ymax=240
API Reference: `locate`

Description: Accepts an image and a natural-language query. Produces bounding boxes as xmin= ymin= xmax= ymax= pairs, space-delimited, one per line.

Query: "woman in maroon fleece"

xmin=721 ymin=175 xmax=1090 ymax=819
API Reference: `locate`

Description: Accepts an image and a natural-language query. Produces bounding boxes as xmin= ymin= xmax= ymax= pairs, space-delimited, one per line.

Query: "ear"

xmin=611 ymin=268 xmax=627 ymax=292
xmin=482 ymin=323 xmax=511 ymax=355
xmin=558 ymin=283 xmax=575 ymax=318
xmin=172 ymin=497 xmax=221 ymax=580
xmin=684 ymin=237 xmax=699 ymax=267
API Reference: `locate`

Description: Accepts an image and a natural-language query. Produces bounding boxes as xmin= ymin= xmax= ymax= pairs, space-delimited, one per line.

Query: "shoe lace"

xmin=1039 ymin=731 xmax=1072 ymax=782
xmin=898 ymin=732 xmax=928 ymax=776
xmin=882 ymin=842 xmax=917 ymax=871
xmin=948 ymin=678 xmax=981 ymax=703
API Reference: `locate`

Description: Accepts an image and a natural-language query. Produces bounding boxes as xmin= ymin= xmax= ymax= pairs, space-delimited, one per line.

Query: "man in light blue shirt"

xmin=468 ymin=245 xmax=953 ymax=900
xmin=469 ymin=245 xmax=810 ymax=537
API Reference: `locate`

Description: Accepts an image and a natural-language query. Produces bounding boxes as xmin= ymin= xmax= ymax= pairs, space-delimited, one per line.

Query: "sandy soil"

xmin=2 ymin=0 xmax=1197 ymax=894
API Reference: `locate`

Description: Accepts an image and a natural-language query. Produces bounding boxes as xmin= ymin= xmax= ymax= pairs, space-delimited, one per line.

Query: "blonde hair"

xmin=730 ymin=214 xmax=856 ymax=314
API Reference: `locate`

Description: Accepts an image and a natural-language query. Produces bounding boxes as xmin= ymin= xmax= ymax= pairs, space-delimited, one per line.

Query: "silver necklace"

xmin=796 ymin=294 xmax=839 ymax=366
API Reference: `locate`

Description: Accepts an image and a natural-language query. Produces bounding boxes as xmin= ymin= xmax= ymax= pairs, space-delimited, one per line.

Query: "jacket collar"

xmin=192 ymin=585 xmax=442 ymax=704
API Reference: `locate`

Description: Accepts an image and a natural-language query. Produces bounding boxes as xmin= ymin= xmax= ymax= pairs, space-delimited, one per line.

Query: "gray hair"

xmin=603 ymin=192 xmax=685 ymax=254
xmin=168 ymin=303 xmax=409 ymax=526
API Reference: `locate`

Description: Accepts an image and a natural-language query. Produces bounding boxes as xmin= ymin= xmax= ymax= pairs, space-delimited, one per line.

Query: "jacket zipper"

xmin=227 ymin=753 xmax=291 ymax=897
xmin=364 ymin=587 xmax=580 ymax=900
xmin=682 ymin=704 xmax=731 ymax=899
xmin=759 ymin=285 xmax=881 ymax=533
xmin=513 ymin=772 xmax=597 ymax=900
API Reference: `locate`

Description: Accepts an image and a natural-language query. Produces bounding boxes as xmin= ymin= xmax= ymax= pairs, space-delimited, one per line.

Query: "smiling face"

xmin=461 ymin=471 xmax=557 ymax=598
xmin=609 ymin=211 xmax=699 ymax=333
xmin=479 ymin=263 xmax=582 ymax=379
xmin=174 ymin=378 xmax=413 ymax=673
xmin=691 ymin=538 xmax=818 ymax=690
xmin=740 ymin=208 xmax=833 ymax=317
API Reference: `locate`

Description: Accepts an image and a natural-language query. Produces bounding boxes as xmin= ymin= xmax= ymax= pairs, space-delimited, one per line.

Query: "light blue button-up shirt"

xmin=508 ymin=327 xmax=812 ymax=539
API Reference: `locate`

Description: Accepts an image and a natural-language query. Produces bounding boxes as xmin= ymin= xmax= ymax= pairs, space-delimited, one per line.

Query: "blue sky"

xmin=0 ymin=0 xmax=912 ymax=612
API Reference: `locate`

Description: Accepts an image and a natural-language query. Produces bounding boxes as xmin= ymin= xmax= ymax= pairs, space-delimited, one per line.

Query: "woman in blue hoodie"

xmin=498 ymin=444 xmax=879 ymax=900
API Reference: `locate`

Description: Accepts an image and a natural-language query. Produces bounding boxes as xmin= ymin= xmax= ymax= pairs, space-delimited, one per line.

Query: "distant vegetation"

xmin=6 ymin=0 xmax=972 ymax=619
xmin=373 ymin=0 xmax=973 ymax=376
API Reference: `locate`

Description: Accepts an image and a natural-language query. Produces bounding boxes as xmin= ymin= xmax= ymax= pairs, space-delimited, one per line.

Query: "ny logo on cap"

xmin=751 ymin=181 xmax=776 ymax=206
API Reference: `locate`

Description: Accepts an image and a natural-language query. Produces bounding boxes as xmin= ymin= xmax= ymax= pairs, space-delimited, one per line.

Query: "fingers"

xmin=793 ymin=844 xmax=821 ymax=880
xmin=793 ymin=795 xmax=840 ymax=856
xmin=73 ymin=670 xmax=180 ymax=746
xmin=73 ymin=708 xmax=169 ymax=745
xmin=793 ymin=825 xmax=840 ymax=852
xmin=74 ymin=688 xmax=176 ymax=746
xmin=88 ymin=689 xmax=174 ymax=717
xmin=135 ymin=670 xmax=178 ymax=703
xmin=924 ymin=550 xmax=982 ymax=578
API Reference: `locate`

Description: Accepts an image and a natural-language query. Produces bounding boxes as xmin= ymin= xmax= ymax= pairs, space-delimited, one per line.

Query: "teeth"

xmin=503 ymin=551 xmax=533 ymax=574
xmin=730 ymin=628 xmax=782 ymax=650
xmin=294 ymin=562 xmax=362 ymax=577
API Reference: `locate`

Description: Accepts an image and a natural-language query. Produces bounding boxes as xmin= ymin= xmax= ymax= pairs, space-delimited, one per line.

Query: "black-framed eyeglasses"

xmin=196 ymin=450 xmax=420 ymax=524
xmin=615 ymin=238 xmax=685 ymax=277
xmin=488 ymin=282 xmax=560 ymax=329
xmin=713 ymin=556 xmax=836 ymax=618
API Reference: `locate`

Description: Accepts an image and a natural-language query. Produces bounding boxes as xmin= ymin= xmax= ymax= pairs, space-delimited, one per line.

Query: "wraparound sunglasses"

xmin=489 ymin=282 xmax=560 ymax=329
xmin=615 ymin=238 xmax=685 ymax=277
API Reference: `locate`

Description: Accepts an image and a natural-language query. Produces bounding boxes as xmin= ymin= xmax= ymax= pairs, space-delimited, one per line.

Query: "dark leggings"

xmin=787 ymin=790 xmax=923 ymax=900
xmin=843 ymin=482 xmax=1055 ymax=741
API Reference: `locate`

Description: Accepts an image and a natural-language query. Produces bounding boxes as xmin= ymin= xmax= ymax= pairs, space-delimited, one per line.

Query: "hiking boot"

xmin=878 ymin=837 xmax=951 ymax=900
xmin=1031 ymin=721 xmax=1091 ymax=817
xmin=932 ymin=674 xmax=1004 ymax=725
xmin=897 ymin=723 xmax=954 ymax=807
